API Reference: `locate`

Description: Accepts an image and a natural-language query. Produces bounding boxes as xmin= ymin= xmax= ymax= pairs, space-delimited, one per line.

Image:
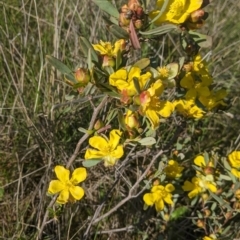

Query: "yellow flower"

xmin=85 ymin=129 xmax=124 ymax=167
xmin=228 ymin=151 xmax=240 ymax=178
xmin=199 ymin=89 xmax=227 ymax=110
xmin=109 ymin=67 xmax=151 ymax=97
xmin=48 ymin=166 xmax=87 ymax=204
xmin=164 ymin=160 xmax=184 ymax=179
xmin=139 ymin=80 xmax=174 ymax=129
xmin=92 ymin=39 xmax=125 ymax=58
xmin=182 ymin=175 xmax=217 ymax=198
xmin=203 ymin=235 xmax=217 ymax=240
xmin=180 ymin=54 xmax=213 ymax=100
xmin=149 ymin=0 xmax=203 ymax=25
xmin=143 ymin=184 xmax=175 ymax=211
xmin=173 ymin=99 xmax=205 ymax=119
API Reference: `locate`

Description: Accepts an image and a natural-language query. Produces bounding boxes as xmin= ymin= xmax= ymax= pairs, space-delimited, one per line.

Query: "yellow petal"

xmin=158 ymin=101 xmax=174 ymax=117
xmin=111 ymin=145 xmax=124 ymax=159
xmin=84 ymin=149 xmax=106 ymax=160
xmin=163 ymin=193 xmax=173 ymax=205
xmin=55 ymin=165 xmax=70 ymax=183
xmin=165 ymin=183 xmax=175 ymax=192
xmin=188 ymin=189 xmax=200 ymax=198
xmin=109 ymin=129 xmax=122 ymax=149
xmin=231 ymin=168 xmax=240 ymax=178
xmin=182 ymin=180 xmax=195 ymax=191
xmin=194 ymin=155 xmax=205 ymax=167
xmin=143 ymin=193 xmax=154 ymax=206
xmin=92 ymin=44 xmax=107 ymax=55
xmin=48 ymin=180 xmax=66 ymax=194
xmin=109 ymin=69 xmax=127 ymax=86
xmin=145 ymin=109 xmax=160 ymax=129
xmin=70 ymin=167 xmax=87 ymax=185
xmin=206 ymin=183 xmax=217 ymax=193
xmin=89 ymin=136 xmax=108 ymax=151
xmin=155 ymin=199 xmax=164 ymax=211
xmin=69 ymin=186 xmax=85 ymax=200
xmin=180 ymin=73 xmax=194 ymax=89
xmin=128 ymin=66 xmax=141 ymax=81
xmin=57 ymin=189 xmax=69 ymax=204
xmin=228 ymin=151 xmax=240 ymax=168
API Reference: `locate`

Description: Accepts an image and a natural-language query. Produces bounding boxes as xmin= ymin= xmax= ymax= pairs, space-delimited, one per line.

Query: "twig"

xmin=91 ymin=149 xmax=163 ymax=224
xmin=37 ymin=95 xmax=108 ymax=239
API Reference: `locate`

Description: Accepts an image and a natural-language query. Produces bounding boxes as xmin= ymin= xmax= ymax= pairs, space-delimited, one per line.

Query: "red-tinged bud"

xmin=201 ymin=193 xmax=209 ymax=201
xmin=233 ymin=201 xmax=240 ymax=210
xmin=235 ymin=189 xmax=240 ymax=200
xmin=196 ymin=219 xmax=205 ymax=229
xmin=124 ymin=110 xmax=140 ymax=129
xmin=189 ymin=9 xmax=205 ymax=23
xmin=119 ymin=12 xmax=131 ymax=27
xmin=74 ymin=68 xmax=90 ymax=83
xmin=136 ymin=6 xmax=144 ymax=18
xmin=120 ymin=89 xmax=132 ymax=105
xmin=128 ymin=0 xmax=141 ymax=11
xmin=183 ymin=63 xmax=193 ymax=72
xmin=204 ymin=166 xmax=214 ymax=175
xmin=203 ymin=209 xmax=211 ymax=217
xmin=139 ymin=91 xmax=151 ymax=105
xmin=134 ymin=19 xmax=143 ymax=29
xmin=102 ymin=55 xmax=115 ymax=67
xmin=153 ymin=179 xmax=160 ymax=186
xmin=225 ymin=211 xmax=232 ymax=220
xmin=120 ymin=4 xmax=129 ymax=13
xmin=94 ymin=119 xmax=104 ymax=130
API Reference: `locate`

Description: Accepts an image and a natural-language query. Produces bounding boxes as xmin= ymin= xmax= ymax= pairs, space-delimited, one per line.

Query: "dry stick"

xmin=89 ymin=149 xmax=163 ymax=225
xmin=37 ymin=95 xmax=108 ymax=239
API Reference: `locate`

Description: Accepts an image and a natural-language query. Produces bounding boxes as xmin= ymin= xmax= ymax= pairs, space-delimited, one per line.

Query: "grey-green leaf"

xmin=93 ymin=0 xmax=119 ymax=18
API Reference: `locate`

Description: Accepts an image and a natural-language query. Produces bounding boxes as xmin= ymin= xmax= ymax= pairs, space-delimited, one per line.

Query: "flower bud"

xmin=189 ymin=9 xmax=205 ymax=23
xmin=183 ymin=63 xmax=193 ymax=72
xmin=153 ymin=179 xmax=160 ymax=186
xmin=128 ymin=0 xmax=141 ymax=11
xmin=94 ymin=119 xmax=104 ymax=130
xmin=204 ymin=166 xmax=214 ymax=175
xmin=134 ymin=19 xmax=143 ymax=29
xmin=203 ymin=209 xmax=211 ymax=217
xmin=136 ymin=6 xmax=144 ymax=18
xmin=119 ymin=12 xmax=131 ymax=27
xmin=74 ymin=68 xmax=90 ymax=84
xmin=124 ymin=110 xmax=140 ymax=129
xmin=235 ymin=189 xmax=240 ymax=200
xmin=120 ymin=89 xmax=132 ymax=105
xmin=120 ymin=4 xmax=129 ymax=13
xmin=102 ymin=55 xmax=115 ymax=67
xmin=196 ymin=219 xmax=205 ymax=229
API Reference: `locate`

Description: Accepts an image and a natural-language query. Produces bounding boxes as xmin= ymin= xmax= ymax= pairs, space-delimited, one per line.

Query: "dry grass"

xmin=1 ymin=0 xmax=240 ymax=239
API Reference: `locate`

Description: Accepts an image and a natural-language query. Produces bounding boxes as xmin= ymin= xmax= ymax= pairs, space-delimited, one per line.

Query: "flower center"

xmin=157 ymin=67 xmax=169 ymax=78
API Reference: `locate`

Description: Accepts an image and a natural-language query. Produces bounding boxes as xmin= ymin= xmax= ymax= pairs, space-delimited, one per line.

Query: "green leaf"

xmin=82 ymin=159 xmax=102 ymax=168
xmin=133 ymin=77 xmax=141 ymax=94
xmin=109 ymin=25 xmax=129 ymax=39
xmin=209 ymin=191 xmax=232 ymax=211
xmin=165 ymin=63 xmax=179 ymax=80
xmin=93 ymin=0 xmax=119 ymax=18
xmin=64 ymin=73 xmax=78 ymax=84
xmin=189 ymin=31 xmax=212 ymax=48
xmin=170 ymin=206 xmax=189 ymax=221
xmin=78 ymin=127 xmax=94 ymax=135
xmin=0 ymin=187 xmax=4 ymax=201
xmin=79 ymin=37 xmax=98 ymax=62
xmin=133 ymin=58 xmax=150 ymax=69
xmin=118 ymin=110 xmax=126 ymax=130
xmin=137 ymin=137 xmax=156 ymax=146
xmin=46 ymin=55 xmax=72 ymax=74
xmin=140 ymin=24 xmax=178 ymax=36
